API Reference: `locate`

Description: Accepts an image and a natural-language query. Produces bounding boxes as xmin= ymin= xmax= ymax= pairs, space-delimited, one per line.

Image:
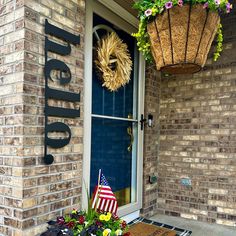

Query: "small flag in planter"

xmin=91 ymin=170 xmax=118 ymax=214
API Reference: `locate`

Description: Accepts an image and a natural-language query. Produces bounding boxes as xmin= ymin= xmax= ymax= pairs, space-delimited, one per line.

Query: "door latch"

xmin=140 ymin=114 xmax=146 ymax=130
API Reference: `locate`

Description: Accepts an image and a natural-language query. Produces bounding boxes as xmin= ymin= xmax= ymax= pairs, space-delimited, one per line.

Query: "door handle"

xmin=140 ymin=114 xmax=146 ymax=130
xmin=127 ymin=126 xmax=134 ymax=152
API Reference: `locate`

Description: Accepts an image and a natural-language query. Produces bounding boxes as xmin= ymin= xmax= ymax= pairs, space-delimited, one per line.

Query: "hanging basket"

xmin=147 ymin=4 xmax=220 ymax=74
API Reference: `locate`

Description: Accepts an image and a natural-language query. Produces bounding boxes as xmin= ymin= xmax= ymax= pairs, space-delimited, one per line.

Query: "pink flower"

xmin=178 ymin=0 xmax=183 ymax=7
xmin=203 ymin=2 xmax=209 ymax=8
xmin=165 ymin=1 xmax=173 ymax=9
xmin=215 ymin=0 xmax=220 ymax=5
xmin=145 ymin=9 xmax=152 ymax=17
xmin=226 ymin=2 xmax=232 ymax=13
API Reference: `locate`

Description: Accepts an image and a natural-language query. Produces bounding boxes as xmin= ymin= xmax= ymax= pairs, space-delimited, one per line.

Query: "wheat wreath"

xmin=95 ymin=32 xmax=133 ymax=92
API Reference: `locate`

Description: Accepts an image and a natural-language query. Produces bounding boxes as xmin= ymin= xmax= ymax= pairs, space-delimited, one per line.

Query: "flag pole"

xmin=95 ymin=169 xmax=102 ymax=211
xmin=97 ymin=169 xmax=101 ymax=188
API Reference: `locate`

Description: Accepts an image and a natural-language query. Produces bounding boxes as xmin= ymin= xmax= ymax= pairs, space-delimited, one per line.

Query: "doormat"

xmin=128 ymin=218 xmax=192 ymax=236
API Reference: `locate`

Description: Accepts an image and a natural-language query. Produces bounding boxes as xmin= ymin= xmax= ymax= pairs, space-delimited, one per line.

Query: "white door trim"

xmin=97 ymin=0 xmax=139 ymax=28
xmin=121 ymin=210 xmax=140 ymax=223
xmin=82 ymin=0 xmax=145 ymax=219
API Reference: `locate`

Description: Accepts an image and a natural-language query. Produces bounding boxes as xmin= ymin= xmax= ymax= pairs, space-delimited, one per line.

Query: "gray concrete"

xmin=150 ymin=214 xmax=236 ymax=236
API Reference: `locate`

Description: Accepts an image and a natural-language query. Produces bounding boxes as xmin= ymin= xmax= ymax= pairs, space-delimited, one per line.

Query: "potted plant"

xmin=40 ymin=209 xmax=130 ymax=236
xmin=133 ymin=0 xmax=233 ymax=74
xmin=40 ymin=171 xmax=130 ymax=236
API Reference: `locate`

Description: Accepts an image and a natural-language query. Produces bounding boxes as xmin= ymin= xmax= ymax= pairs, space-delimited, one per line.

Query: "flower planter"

xmin=147 ymin=4 xmax=220 ymax=74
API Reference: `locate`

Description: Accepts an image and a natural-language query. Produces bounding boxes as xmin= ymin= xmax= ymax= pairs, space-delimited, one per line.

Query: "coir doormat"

xmin=128 ymin=218 xmax=192 ymax=236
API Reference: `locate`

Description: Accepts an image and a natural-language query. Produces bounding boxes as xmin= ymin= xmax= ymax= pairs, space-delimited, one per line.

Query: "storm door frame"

xmin=83 ymin=0 xmax=145 ymax=220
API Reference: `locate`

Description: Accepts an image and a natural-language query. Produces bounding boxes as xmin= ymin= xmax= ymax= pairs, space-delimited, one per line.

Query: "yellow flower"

xmin=71 ymin=209 xmax=77 ymax=214
xmin=104 ymin=214 xmax=111 ymax=221
xmin=103 ymin=228 xmax=111 ymax=236
xmin=99 ymin=214 xmax=106 ymax=221
xmin=115 ymin=229 xmax=123 ymax=235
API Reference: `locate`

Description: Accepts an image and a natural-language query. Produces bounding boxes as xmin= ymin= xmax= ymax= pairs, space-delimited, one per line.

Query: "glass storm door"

xmin=90 ymin=13 xmax=141 ymax=215
xmin=84 ymin=0 xmax=144 ymax=218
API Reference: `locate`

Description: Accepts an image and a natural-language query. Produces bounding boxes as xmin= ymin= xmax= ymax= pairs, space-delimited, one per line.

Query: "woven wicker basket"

xmin=147 ymin=4 xmax=220 ymax=74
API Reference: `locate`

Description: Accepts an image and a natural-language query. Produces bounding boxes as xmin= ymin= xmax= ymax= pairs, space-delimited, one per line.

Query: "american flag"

xmin=91 ymin=172 xmax=118 ymax=214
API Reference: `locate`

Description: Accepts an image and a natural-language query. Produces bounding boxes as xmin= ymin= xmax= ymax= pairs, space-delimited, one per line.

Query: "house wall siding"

xmin=157 ymin=3 xmax=236 ymax=227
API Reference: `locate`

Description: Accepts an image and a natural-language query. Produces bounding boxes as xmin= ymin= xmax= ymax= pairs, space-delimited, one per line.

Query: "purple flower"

xmin=226 ymin=2 xmax=232 ymax=13
xmin=203 ymin=2 xmax=208 ymax=9
xmin=57 ymin=216 xmax=65 ymax=225
xmin=95 ymin=220 xmax=103 ymax=227
xmin=215 ymin=0 xmax=220 ymax=5
xmin=145 ymin=9 xmax=152 ymax=17
xmin=178 ymin=0 xmax=183 ymax=7
xmin=165 ymin=1 xmax=173 ymax=9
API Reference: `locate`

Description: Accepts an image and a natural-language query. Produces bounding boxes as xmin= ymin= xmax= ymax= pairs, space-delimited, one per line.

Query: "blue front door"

xmin=90 ymin=13 xmax=139 ymax=208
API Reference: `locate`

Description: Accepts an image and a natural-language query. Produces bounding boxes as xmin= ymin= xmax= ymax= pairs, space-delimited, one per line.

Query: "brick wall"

xmin=0 ymin=0 xmax=85 ymax=235
xmin=157 ymin=2 xmax=236 ymax=227
xmin=0 ymin=0 xmax=25 ymax=235
xmin=141 ymin=67 xmax=160 ymax=217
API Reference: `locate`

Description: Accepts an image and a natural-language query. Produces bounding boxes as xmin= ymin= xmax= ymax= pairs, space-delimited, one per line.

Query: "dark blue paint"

xmin=90 ymin=14 xmax=136 ymax=197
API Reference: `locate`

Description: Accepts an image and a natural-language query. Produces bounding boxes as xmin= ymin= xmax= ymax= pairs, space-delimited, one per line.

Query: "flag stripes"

xmin=91 ymin=172 xmax=118 ymax=214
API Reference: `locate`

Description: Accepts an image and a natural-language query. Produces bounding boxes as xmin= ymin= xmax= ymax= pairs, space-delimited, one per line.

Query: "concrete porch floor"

xmin=150 ymin=214 xmax=236 ymax=236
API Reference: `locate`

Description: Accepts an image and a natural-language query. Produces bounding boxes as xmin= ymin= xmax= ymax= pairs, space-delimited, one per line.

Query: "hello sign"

xmin=44 ymin=19 xmax=80 ymax=164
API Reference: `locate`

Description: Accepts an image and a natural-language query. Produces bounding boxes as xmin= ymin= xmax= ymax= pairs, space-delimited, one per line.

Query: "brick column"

xmin=141 ymin=66 xmax=160 ymax=217
xmin=0 ymin=0 xmax=25 ymax=235
xmin=0 ymin=0 xmax=85 ymax=235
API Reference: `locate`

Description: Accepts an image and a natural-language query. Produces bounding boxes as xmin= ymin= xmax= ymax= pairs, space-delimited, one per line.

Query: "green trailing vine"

xmin=213 ymin=23 xmax=223 ymax=61
xmin=132 ymin=17 xmax=152 ymax=62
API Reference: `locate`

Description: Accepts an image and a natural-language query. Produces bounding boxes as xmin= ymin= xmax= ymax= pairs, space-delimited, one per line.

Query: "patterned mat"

xmin=129 ymin=217 xmax=192 ymax=236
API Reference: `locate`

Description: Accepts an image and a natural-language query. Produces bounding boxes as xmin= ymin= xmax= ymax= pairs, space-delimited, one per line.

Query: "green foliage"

xmin=42 ymin=208 xmax=129 ymax=236
xmin=213 ymin=23 xmax=223 ymax=61
xmin=132 ymin=18 xmax=152 ymax=62
xmin=132 ymin=0 xmax=233 ymax=63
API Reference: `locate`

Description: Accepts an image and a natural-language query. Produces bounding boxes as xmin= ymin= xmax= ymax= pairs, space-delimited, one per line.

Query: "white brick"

xmin=190 ymin=209 xmax=208 ymax=216
xmin=183 ymin=135 xmax=200 ymax=141
xmin=217 ymin=207 xmax=236 ymax=215
xmin=4 ymin=29 xmax=24 ymax=44
xmin=25 ymin=0 xmax=51 ymax=17
xmin=209 ymin=189 xmax=228 ymax=195
xmin=216 ymin=219 xmax=236 ymax=227
xmin=4 ymin=51 xmax=24 ymax=64
xmin=180 ymin=213 xmax=197 ymax=220
xmin=0 ymin=85 xmax=13 ymax=96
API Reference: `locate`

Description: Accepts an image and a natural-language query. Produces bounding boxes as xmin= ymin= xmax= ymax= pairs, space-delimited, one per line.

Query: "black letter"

xmin=45 ymin=122 xmax=71 ymax=148
xmin=45 ymin=19 xmax=80 ymax=45
xmin=45 ymin=37 xmax=71 ymax=56
xmin=45 ymin=59 xmax=71 ymax=85
xmin=45 ymin=87 xmax=80 ymax=118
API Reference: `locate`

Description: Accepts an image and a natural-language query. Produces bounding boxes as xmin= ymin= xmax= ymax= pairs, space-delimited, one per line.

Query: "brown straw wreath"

xmin=95 ymin=32 xmax=132 ymax=92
